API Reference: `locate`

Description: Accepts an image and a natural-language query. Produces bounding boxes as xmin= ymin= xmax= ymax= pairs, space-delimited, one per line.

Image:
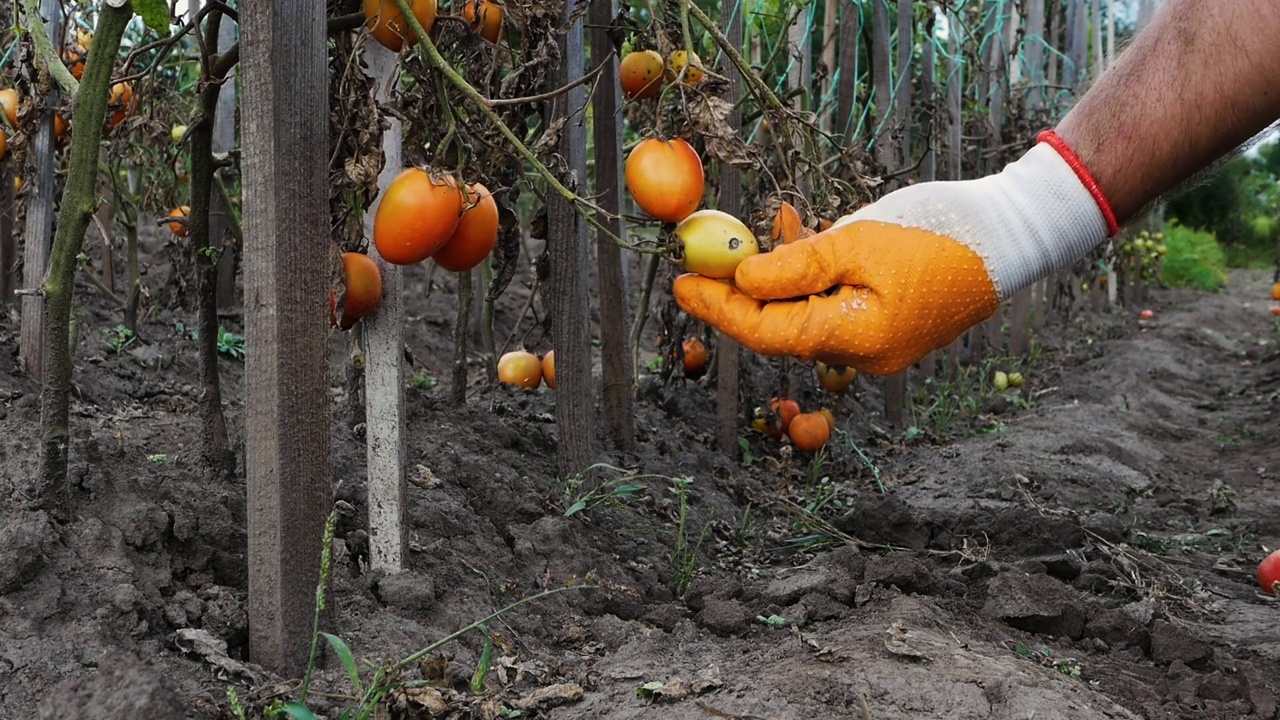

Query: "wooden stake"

xmin=242 ymin=0 xmax=334 ymax=674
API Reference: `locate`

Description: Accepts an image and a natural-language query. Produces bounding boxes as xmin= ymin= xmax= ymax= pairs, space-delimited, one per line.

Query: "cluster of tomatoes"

xmin=749 ymin=363 xmax=857 ymax=453
xmin=364 ymin=0 xmax=504 ymax=53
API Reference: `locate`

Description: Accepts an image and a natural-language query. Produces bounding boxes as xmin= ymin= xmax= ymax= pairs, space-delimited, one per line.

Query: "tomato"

xmin=460 ymin=0 xmax=503 ymax=43
xmin=167 ymin=206 xmax=191 ymax=237
xmin=107 ymin=82 xmax=133 ymax=132
xmin=770 ymin=397 xmax=800 ymax=432
xmin=541 ymin=350 xmax=556 ymax=389
xmin=63 ymin=44 xmax=87 ymax=80
xmin=674 ymin=209 xmax=760 ymax=279
xmin=1272 ymin=305 xmax=1280 ymax=317
xmin=1139 ymin=309 xmax=1154 ymax=320
xmin=625 ymin=138 xmax=704 ymax=223
xmin=0 ymin=88 xmax=19 ymax=128
xmin=54 ymin=114 xmax=67 ymax=143
xmin=374 ymin=168 xmax=463 ymax=266
xmin=1271 ymin=283 xmax=1280 ymax=302
xmin=364 ymin=0 xmax=437 ymax=52
xmin=682 ymin=337 xmax=707 ymax=377
xmin=498 ymin=350 xmax=543 ymax=389
xmin=816 ymin=361 xmax=856 ymax=393
xmin=666 ymin=50 xmax=704 ymax=84
xmin=1259 ymin=550 xmax=1280 ymax=596
xmin=333 ymin=252 xmax=383 ymax=330
xmin=433 ymin=183 xmax=498 ymax=272
xmin=771 ymin=201 xmax=802 ymax=245
xmin=788 ymin=412 xmax=830 ymax=452
xmin=816 ymin=408 xmax=836 ymax=432
xmin=619 ymin=50 xmax=665 ymax=100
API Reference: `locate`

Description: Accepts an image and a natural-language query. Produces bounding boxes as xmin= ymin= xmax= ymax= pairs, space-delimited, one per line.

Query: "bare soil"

xmin=4 ymin=260 xmax=1280 ymax=720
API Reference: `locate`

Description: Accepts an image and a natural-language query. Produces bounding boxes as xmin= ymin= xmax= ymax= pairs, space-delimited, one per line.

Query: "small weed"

xmin=562 ymin=463 xmax=658 ymax=517
xmin=738 ymin=436 xmax=757 ymax=466
xmin=217 ymin=327 xmax=246 ymax=359
xmin=1003 ymin=639 xmax=1082 ymax=679
xmin=104 ymin=324 xmax=137 ymax=354
xmin=411 ymin=372 xmax=438 ymax=390
xmin=731 ymin=504 xmax=756 ymax=546
xmin=755 ymin=614 xmax=787 ymax=627
xmin=669 ymin=477 xmax=711 ymax=596
xmin=644 ymin=356 xmax=663 ymax=373
xmin=147 ymin=454 xmax=168 ymax=463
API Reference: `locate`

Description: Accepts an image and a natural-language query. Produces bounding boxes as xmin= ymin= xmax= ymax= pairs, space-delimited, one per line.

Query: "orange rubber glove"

xmin=673 ymin=134 xmax=1118 ymax=375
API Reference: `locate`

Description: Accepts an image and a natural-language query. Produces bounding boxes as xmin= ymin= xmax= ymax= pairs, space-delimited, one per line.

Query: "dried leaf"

xmin=512 ymin=682 xmax=584 ymax=710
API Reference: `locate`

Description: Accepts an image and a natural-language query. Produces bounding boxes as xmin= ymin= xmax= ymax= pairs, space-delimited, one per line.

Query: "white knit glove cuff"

xmin=834 ymin=142 xmax=1112 ymax=299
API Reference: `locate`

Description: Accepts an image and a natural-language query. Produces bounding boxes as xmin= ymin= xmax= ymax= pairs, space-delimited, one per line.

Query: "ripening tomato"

xmin=541 ymin=350 xmax=556 ymax=389
xmin=0 ymin=88 xmax=19 ymax=128
xmin=816 ymin=361 xmax=856 ymax=393
xmin=1259 ymin=550 xmax=1280 ymax=596
xmin=63 ymin=44 xmax=87 ymax=80
xmin=1271 ymin=283 xmax=1280 ymax=302
xmin=498 ymin=350 xmax=543 ymax=389
xmin=816 ymin=408 xmax=836 ymax=432
xmin=460 ymin=0 xmax=503 ymax=43
xmin=433 ymin=183 xmax=498 ymax=272
xmin=665 ymin=50 xmax=704 ymax=84
xmin=374 ymin=168 xmax=464 ymax=265
xmin=682 ymin=337 xmax=707 ymax=377
xmin=1139 ymin=309 xmax=1154 ymax=320
xmin=107 ymin=82 xmax=133 ymax=131
xmin=1272 ymin=305 xmax=1280 ymax=317
xmin=54 ymin=114 xmax=68 ymax=143
xmin=364 ymin=0 xmax=438 ymax=52
xmin=771 ymin=201 xmax=802 ymax=245
xmin=625 ymin=137 xmax=704 ymax=223
xmin=332 ymin=252 xmax=383 ymax=330
xmin=770 ymin=397 xmax=800 ymax=432
xmin=674 ymin=209 xmax=759 ymax=279
xmin=619 ymin=50 xmax=665 ymax=100
xmin=167 ymin=206 xmax=191 ymax=237
xmin=788 ymin=412 xmax=830 ymax=452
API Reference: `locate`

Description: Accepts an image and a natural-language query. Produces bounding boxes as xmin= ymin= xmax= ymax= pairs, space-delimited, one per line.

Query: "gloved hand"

xmin=672 ymin=132 xmax=1119 ymax=375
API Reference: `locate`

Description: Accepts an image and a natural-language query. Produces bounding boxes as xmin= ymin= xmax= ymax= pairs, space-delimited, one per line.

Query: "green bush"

xmin=1160 ymin=221 xmax=1229 ymax=292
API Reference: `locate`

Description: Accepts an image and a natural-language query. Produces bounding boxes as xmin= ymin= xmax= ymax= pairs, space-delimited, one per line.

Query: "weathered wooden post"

xmin=241 ymin=0 xmax=334 ymax=673
xmin=18 ymin=0 xmax=61 ymax=380
xmin=362 ymin=44 xmax=408 ymax=573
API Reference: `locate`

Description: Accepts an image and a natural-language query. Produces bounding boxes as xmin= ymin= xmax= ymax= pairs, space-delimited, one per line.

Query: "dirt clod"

xmin=36 ymin=652 xmax=184 ymax=720
xmin=697 ymin=598 xmax=753 ymax=636
xmin=983 ymin=571 xmax=1088 ymax=640
xmin=1151 ymin=620 xmax=1213 ymax=668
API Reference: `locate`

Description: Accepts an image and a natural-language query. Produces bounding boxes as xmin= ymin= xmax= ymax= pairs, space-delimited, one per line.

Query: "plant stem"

xmin=450 ymin=267 xmax=471 ymax=405
xmin=19 ymin=0 xmax=80 ymax=96
xmin=37 ymin=0 xmax=133 ymax=515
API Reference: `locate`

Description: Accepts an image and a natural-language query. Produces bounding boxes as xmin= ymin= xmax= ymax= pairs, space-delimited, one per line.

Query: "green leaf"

xmin=280 ymin=702 xmax=321 ymax=720
xmin=564 ymin=500 xmax=587 ymax=517
xmin=131 ymin=0 xmax=172 ymax=35
xmin=321 ymin=633 xmax=364 ymax=695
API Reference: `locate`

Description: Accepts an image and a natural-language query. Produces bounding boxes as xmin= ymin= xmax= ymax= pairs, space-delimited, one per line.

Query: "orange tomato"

xmin=816 ymin=408 xmax=836 ymax=432
xmin=771 ymin=200 xmax=802 ymax=245
xmin=0 ymin=88 xmax=19 ymax=128
xmin=498 ymin=350 xmax=543 ymax=389
xmin=1271 ymin=305 xmax=1280 ymax=317
xmin=54 ymin=114 xmax=67 ymax=143
xmin=62 ymin=44 xmax=87 ymax=80
xmin=1271 ymin=282 xmax=1280 ymax=302
xmin=167 ymin=206 xmax=191 ymax=237
xmin=788 ymin=412 xmax=830 ymax=452
xmin=625 ymin=138 xmax=704 ymax=223
xmin=374 ymin=168 xmax=464 ymax=265
xmin=333 ymin=252 xmax=383 ymax=330
xmin=460 ymin=0 xmax=503 ymax=43
xmin=682 ymin=337 xmax=707 ymax=377
xmin=769 ymin=397 xmax=800 ymax=432
xmin=364 ymin=0 xmax=438 ymax=52
xmin=434 ymin=183 xmax=498 ymax=272
xmin=107 ymin=82 xmax=133 ymax=131
xmin=541 ymin=350 xmax=556 ymax=389
xmin=818 ymin=217 xmax=833 ymax=231
xmin=619 ymin=50 xmax=665 ymax=100
xmin=815 ymin=361 xmax=856 ymax=393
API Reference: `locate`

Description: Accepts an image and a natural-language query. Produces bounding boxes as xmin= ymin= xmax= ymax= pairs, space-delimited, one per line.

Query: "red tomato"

xmin=1259 ymin=550 xmax=1280 ymax=596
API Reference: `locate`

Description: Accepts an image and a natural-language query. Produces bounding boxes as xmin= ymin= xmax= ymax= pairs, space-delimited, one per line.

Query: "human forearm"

xmin=1056 ymin=0 xmax=1280 ymax=225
